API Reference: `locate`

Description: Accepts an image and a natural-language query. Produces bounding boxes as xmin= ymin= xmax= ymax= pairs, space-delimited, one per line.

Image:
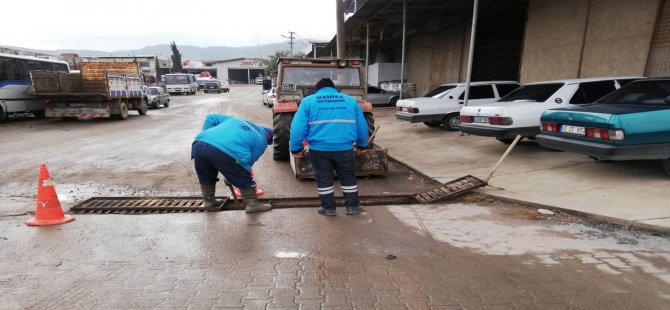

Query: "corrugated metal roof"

xmin=319 ymin=0 xmax=526 ymax=57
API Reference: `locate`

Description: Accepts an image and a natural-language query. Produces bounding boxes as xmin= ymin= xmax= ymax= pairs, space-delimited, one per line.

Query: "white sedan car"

xmin=395 ymin=81 xmax=520 ymax=131
xmin=458 ymin=77 xmax=642 ymax=143
xmin=262 ymin=87 xmax=276 ymax=108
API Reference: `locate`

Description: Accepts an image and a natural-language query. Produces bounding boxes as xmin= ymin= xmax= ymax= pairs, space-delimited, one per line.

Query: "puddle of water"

xmin=275 ymin=252 xmax=308 ymax=258
xmin=389 ymin=204 xmax=670 ymax=285
xmin=389 ymin=204 xmax=670 ymax=255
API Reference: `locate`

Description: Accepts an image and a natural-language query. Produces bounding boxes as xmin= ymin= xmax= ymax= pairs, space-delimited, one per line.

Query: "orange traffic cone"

xmin=25 ymin=164 xmax=75 ymax=226
xmin=234 ymin=169 xmax=264 ymax=197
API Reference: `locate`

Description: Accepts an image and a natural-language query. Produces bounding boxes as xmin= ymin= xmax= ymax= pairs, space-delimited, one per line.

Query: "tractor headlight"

xmin=337 ymin=59 xmax=348 ymax=68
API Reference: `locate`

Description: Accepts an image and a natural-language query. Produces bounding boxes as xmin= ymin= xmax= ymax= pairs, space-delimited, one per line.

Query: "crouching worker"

xmin=192 ymin=114 xmax=273 ymax=213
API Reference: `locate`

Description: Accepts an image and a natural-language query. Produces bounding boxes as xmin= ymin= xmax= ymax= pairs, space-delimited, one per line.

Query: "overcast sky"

xmin=2 ymin=0 xmax=338 ymax=51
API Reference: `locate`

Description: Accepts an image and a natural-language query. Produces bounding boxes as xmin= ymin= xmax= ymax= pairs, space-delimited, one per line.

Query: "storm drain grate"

xmin=69 ymin=195 xmax=419 ymax=214
xmin=414 ymin=175 xmax=486 ymax=203
xmin=69 ymin=197 xmax=226 ymax=214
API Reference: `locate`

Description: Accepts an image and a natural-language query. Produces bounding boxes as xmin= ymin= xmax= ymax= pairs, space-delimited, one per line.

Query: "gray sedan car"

xmin=146 ymin=87 xmax=170 ymax=108
xmin=366 ymin=86 xmax=409 ymax=106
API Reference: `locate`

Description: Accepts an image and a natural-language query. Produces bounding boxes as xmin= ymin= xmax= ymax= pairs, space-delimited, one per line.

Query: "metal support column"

xmin=365 ymin=22 xmax=370 ymax=101
xmin=336 ymin=0 xmax=347 ymax=59
xmin=399 ymin=0 xmax=406 ymax=99
xmin=463 ymin=0 xmax=479 ymax=107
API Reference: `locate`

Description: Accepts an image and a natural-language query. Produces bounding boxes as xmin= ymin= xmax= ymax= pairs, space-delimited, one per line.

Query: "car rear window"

xmin=423 ymin=85 xmax=456 ymax=97
xmin=458 ymin=85 xmax=495 ymax=100
xmin=149 ymin=88 xmax=159 ymax=95
xmin=495 ymin=83 xmax=519 ymax=97
xmin=597 ymin=80 xmax=670 ymax=105
xmin=498 ymin=83 xmax=563 ymax=102
xmin=569 ymin=80 xmax=617 ymax=104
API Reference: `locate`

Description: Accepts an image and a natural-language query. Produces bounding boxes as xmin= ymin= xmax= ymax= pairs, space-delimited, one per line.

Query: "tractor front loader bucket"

xmin=290 ymin=143 xmax=388 ymax=179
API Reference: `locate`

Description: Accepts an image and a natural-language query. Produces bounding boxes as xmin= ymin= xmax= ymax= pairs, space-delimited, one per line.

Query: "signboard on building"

xmin=239 ymin=59 xmax=260 ymax=67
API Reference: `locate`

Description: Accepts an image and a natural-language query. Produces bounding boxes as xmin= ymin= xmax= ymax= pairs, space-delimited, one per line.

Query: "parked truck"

xmin=29 ymin=62 xmax=148 ymax=120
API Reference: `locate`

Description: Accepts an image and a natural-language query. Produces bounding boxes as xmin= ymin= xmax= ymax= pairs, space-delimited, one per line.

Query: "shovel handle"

xmin=485 ymin=135 xmax=522 ymax=183
xmin=224 ymin=180 xmax=241 ymax=205
xmin=368 ymin=125 xmax=380 ymax=145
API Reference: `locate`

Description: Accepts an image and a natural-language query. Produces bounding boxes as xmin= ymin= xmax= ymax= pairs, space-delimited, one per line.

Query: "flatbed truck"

xmin=30 ymin=62 xmax=147 ymax=120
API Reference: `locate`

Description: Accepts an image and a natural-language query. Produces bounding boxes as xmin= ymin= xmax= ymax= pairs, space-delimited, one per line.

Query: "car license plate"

xmin=560 ymin=125 xmax=585 ymax=135
xmin=473 ymin=116 xmax=488 ymax=123
xmin=402 ymin=107 xmax=408 ymax=112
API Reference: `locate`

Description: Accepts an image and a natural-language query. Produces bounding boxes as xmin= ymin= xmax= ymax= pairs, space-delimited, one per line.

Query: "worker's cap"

xmin=263 ymin=126 xmax=274 ymax=143
xmin=315 ymin=78 xmax=335 ymax=91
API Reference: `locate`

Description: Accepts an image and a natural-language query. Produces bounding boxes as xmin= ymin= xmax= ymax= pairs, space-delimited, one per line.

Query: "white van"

xmin=163 ymin=73 xmax=197 ymax=95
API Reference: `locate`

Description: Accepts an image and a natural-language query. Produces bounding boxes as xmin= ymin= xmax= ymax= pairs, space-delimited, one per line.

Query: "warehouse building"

xmin=204 ymin=58 xmax=265 ymax=84
xmin=323 ymin=0 xmax=669 ymax=96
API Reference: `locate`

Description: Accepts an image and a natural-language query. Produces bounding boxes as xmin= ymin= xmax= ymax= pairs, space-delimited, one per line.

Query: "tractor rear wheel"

xmin=273 ymin=112 xmax=294 ymax=161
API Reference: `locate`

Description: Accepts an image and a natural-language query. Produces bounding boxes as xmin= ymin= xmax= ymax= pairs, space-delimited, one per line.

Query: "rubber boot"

xmin=240 ymin=187 xmax=272 ymax=213
xmin=200 ymin=184 xmax=222 ymax=209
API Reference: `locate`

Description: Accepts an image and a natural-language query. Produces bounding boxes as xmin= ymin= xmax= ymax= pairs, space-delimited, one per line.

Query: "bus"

xmin=163 ymin=73 xmax=197 ymax=95
xmin=0 ymin=53 xmax=70 ymax=122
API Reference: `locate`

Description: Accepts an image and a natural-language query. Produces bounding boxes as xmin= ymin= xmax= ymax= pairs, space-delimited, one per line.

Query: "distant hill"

xmin=0 ymin=41 xmax=308 ymax=61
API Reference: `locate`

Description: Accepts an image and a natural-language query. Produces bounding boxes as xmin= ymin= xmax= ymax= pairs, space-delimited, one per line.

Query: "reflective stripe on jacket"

xmin=289 ymin=87 xmax=369 ymax=152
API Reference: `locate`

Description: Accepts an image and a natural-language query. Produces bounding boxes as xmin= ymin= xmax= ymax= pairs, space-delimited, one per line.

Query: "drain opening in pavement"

xmin=69 ymin=195 xmax=418 ymax=214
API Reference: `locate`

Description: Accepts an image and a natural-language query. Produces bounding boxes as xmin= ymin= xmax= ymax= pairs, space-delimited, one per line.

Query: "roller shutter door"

xmin=646 ymin=0 xmax=670 ymax=77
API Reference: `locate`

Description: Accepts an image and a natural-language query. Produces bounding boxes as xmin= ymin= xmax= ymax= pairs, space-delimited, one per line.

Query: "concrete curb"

xmin=387 ymin=154 xmax=670 ymax=235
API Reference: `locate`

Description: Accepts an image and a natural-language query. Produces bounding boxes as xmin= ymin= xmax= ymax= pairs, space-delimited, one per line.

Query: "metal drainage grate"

xmin=69 ymin=197 xmax=228 ymax=214
xmin=414 ymin=175 xmax=486 ymax=203
xmin=69 ymin=194 xmax=418 ymax=214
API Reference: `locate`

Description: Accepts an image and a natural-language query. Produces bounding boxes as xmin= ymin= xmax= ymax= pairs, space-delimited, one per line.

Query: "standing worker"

xmin=290 ymin=78 xmax=369 ymax=216
xmin=192 ymin=114 xmax=273 ymax=213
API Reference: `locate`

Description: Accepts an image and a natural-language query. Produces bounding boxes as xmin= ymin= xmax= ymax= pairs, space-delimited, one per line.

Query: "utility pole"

xmin=281 ymin=31 xmax=295 ymax=56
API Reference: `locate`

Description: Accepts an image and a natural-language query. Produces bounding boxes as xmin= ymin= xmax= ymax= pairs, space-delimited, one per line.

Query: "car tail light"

xmin=460 ymin=115 xmax=473 ymax=123
xmin=586 ymin=127 xmax=624 ymax=141
xmin=44 ymin=100 xmax=55 ymax=108
xmin=488 ymin=117 xmax=513 ymax=125
xmin=396 ymin=106 xmax=402 ymax=112
xmin=541 ymin=122 xmax=558 ymax=133
xmin=407 ymin=107 xmax=419 ymax=113
xmin=351 ymin=60 xmax=361 ymax=65
xmin=270 ymin=94 xmax=276 ymax=99
xmin=282 ymin=59 xmax=291 ymax=64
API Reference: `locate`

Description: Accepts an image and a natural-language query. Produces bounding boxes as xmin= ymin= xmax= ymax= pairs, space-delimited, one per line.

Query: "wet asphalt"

xmin=0 ymin=86 xmax=669 ymax=309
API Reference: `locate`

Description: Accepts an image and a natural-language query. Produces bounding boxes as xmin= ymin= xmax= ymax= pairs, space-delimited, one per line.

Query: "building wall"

xmin=213 ymin=59 xmax=263 ymax=83
xmin=406 ymin=36 xmax=435 ymax=97
xmin=520 ymin=0 xmax=589 ymax=83
xmin=581 ymin=0 xmax=660 ymax=77
xmin=406 ymin=21 xmax=469 ymax=97
xmin=521 ymin=0 xmax=661 ymax=83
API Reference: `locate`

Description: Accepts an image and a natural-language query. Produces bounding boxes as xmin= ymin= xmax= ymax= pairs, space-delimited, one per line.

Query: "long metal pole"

xmin=399 ymin=0 xmax=406 ymax=99
xmin=336 ymin=0 xmax=346 ymax=59
xmin=365 ymin=22 xmax=370 ymax=101
xmin=463 ymin=0 xmax=479 ymax=107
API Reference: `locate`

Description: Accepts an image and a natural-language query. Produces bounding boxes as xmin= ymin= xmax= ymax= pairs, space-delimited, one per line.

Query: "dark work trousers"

xmin=308 ymin=149 xmax=360 ymax=211
xmin=192 ymin=141 xmax=256 ymax=189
